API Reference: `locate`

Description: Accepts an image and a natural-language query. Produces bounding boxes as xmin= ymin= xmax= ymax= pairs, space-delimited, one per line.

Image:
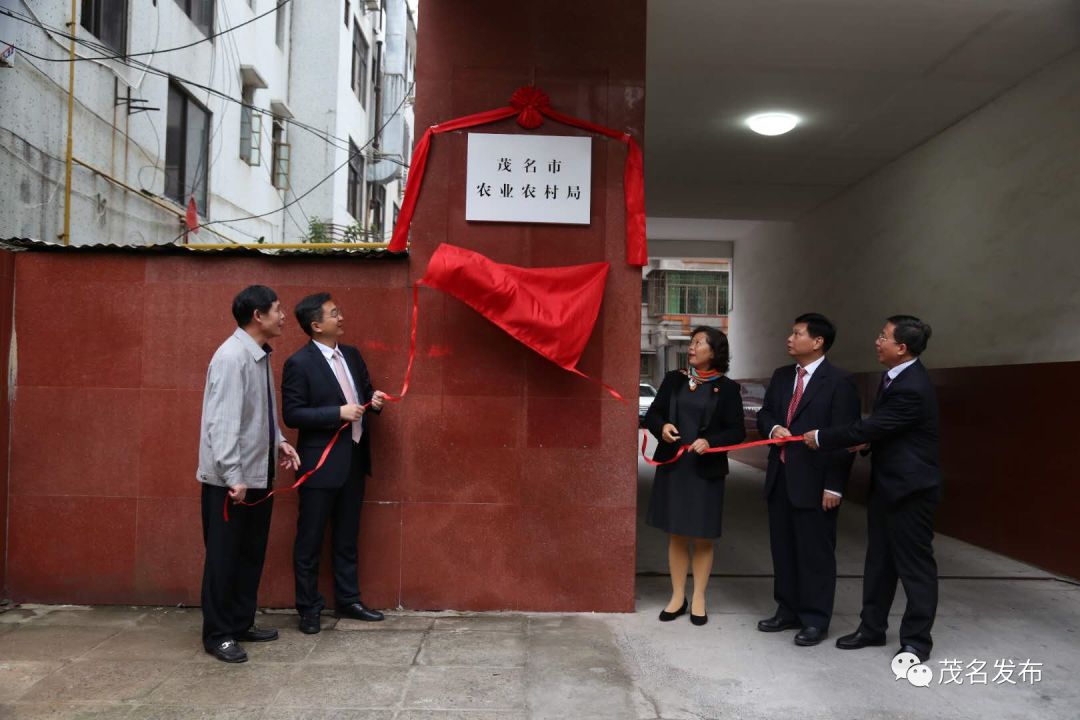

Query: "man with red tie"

xmin=282 ymin=293 xmax=388 ymax=633
xmin=755 ymin=313 xmax=860 ymax=646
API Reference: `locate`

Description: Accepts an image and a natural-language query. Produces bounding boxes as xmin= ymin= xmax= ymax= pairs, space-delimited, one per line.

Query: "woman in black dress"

xmin=645 ymin=326 xmax=745 ymax=625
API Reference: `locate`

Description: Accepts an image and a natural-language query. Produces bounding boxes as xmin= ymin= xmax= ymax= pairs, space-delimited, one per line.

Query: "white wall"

xmin=729 ymin=50 xmax=1080 ymax=378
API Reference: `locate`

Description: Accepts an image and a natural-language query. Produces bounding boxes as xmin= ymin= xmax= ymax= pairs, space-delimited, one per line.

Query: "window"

xmin=351 ymin=25 xmax=369 ymax=107
xmin=371 ymin=41 xmax=383 ymax=145
xmin=165 ymin=82 xmax=210 ymax=215
xmin=173 ymin=0 xmax=214 ymax=36
xmin=275 ymin=0 xmax=287 ymax=49
xmin=239 ymin=86 xmax=261 ymax=165
xmin=80 ymin=0 xmax=128 ymax=54
xmin=367 ymin=183 xmax=385 ymax=239
xmin=271 ymin=119 xmax=289 ymax=190
xmin=647 ymin=271 xmax=730 ymax=316
xmin=347 ymin=141 xmax=365 ymax=220
xmin=344 ymin=0 xmax=350 ymax=27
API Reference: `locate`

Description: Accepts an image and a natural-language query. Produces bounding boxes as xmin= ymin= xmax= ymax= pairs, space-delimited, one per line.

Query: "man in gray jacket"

xmin=197 ymin=285 xmax=299 ymax=663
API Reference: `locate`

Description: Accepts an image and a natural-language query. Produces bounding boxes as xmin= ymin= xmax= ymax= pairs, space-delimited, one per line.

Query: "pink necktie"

xmin=332 ymin=350 xmax=362 ymax=443
xmin=781 ymin=366 xmax=807 ymax=463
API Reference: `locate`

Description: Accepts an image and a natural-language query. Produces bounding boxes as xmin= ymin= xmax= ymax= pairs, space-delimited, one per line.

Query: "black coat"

xmin=756 ymin=358 xmax=861 ymax=508
xmin=645 ymin=370 xmax=746 ymax=478
xmin=281 ymin=341 xmax=379 ymax=489
xmin=818 ymin=359 xmax=941 ymax=503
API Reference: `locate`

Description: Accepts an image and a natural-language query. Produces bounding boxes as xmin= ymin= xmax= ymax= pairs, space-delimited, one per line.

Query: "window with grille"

xmin=648 ymin=271 xmax=730 ymax=316
xmin=239 ymin=86 xmax=261 ymax=166
xmin=81 ymin=0 xmax=128 ymax=54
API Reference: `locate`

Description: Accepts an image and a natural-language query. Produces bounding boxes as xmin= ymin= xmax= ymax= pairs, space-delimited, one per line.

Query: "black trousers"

xmin=767 ymin=465 xmax=839 ymax=630
xmin=294 ymin=445 xmax=367 ymax=617
xmin=200 ymin=483 xmax=273 ymax=649
xmin=859 ymin=485 xmax=940 ymax=654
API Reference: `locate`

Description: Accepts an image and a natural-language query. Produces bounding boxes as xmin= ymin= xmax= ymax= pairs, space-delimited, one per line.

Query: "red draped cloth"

xmin=419 ymin=243 xmax=609 ymax=371
xmin=419 ymin=243 xmax=622 ymax=398
xmin=388 ymin=87 xmax=647 ymax=267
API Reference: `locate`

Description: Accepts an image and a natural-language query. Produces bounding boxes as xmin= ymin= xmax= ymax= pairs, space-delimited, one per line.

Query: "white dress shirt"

xmin=313 ymin=340 xmax=360 ymax=401
xmin=771 ymin=355 xmax=841 ymax=498
xmin=886 ymin=358 xmax=919 ymax=384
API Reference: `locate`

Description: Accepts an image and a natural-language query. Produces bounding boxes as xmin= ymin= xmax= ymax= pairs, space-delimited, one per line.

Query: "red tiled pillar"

xmin=396 ymin=1 xmax=646 ymax=610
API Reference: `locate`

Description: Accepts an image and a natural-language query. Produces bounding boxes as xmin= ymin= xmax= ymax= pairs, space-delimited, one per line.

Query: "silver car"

xmin=638 ymin=383 xmax=657 ymax=426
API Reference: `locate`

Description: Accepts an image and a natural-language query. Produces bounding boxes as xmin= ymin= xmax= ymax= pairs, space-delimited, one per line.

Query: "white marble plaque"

xmin=466 ymin=133 xmax=591 ymax=224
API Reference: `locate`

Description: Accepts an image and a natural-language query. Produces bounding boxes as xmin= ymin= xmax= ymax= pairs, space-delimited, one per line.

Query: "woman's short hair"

xmin=691 ymin=325 xmax=730 ymax=373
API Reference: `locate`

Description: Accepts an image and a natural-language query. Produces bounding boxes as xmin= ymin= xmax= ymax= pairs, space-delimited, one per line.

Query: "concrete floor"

xmin=0 ymin=439 xmax=1076 ymax=719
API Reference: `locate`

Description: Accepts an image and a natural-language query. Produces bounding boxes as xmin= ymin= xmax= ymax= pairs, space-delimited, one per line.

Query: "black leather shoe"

xmin=897 ymin=644 xmax=930 ymax=662
xmin=206 ymin=639 xmax=247 ymax=663
xmin=238 ymin=625 xmax=278 ymax=643
xmin=835 ymin=629 xmax=886 ymax=650
xmin=757 ymin=615 xmax=801 ymax=633
xmin=690 ymin=612 xmax=708 ymax=626
xmin=794 ymin=627 xmax=827 ymax=646
xmin=336 ymin=602 xmax=384 ymax=622
xmin=658 ymin=599 xmax=688 ymax=622
xmin=299 ymin=614 xmax=321 ymax=635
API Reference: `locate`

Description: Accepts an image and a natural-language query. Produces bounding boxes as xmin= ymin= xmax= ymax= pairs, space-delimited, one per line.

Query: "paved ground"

xmin=0 ymin=447 xmax=1077 ymax=719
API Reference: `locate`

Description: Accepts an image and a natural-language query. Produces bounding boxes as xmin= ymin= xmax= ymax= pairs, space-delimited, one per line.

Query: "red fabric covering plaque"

xmin=419 ymin=243 xmax=609 ymax=373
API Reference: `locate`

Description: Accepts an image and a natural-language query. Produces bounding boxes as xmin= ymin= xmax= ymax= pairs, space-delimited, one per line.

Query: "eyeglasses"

xmin=876 ymin=333 xmax=893 ymax=343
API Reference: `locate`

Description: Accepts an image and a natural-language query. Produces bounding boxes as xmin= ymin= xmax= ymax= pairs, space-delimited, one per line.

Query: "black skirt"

xmin=646 ymin=379 xmax=726 ymax=539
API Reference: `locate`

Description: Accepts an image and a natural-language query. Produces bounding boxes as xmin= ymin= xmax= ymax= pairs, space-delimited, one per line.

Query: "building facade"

xmin=640 ymin=257 xmax=731 ymax=387
xmin=0 ymin=0 xmax=415 ymax=247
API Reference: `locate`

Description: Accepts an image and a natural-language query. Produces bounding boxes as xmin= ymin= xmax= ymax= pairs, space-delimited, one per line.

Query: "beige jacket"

xmin=196 ymin=328 xmax=284 ymax=488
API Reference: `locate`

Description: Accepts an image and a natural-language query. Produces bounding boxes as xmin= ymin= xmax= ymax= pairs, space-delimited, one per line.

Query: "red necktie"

xmin=781 ymin=366 xmax=807 ymax=462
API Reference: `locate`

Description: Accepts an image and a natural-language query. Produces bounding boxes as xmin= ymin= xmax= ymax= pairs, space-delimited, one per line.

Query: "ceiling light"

xmin=746 ymin=112 xmax=800 ymax=136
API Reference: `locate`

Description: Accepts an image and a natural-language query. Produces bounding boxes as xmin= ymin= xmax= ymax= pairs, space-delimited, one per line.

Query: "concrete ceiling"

xmin=645 ymin=0 xmax=1080 ymax=220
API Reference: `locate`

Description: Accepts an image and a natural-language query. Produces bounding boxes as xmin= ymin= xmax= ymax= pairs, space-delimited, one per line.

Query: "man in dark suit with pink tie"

xmin=282 ymin=293 xmax=388 ymax=634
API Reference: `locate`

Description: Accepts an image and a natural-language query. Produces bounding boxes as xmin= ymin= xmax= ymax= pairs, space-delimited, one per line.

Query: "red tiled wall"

xmin=4 ymin=0 xmax=646 ymax=610
xmin=0 ymin=250 xmax=14 ymax=594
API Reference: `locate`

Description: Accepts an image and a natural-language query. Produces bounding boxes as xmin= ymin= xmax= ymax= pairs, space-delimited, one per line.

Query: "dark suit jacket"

xmin=818 ymin=359 xmax=941 ymax=503
xmin=645 ymin=370 xmax=746 ymax=479
xmin=756 ymin=358 xmax=861 ymax=508
xmin=281 ymin=341 xmax=378 ymax=489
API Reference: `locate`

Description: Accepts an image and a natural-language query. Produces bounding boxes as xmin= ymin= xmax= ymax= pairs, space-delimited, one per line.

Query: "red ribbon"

xmin=640 ymin=433 xmax=806 ymax=467
xmin=388 ymin=86 xmax=647 ymax=267
xmin=225 ymin=287 xmax=421 ymax=520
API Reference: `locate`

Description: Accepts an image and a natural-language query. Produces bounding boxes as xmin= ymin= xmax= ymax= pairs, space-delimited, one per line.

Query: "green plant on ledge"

xmin=306 ymin=217 xmax=330 ymax=244
xmin=342 ymin=222 xmax=367 ymax=243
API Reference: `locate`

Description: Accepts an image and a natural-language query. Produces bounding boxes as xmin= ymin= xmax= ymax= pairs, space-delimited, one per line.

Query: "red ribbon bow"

xmin=509 ymin=86 xmax=550 ymax=129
